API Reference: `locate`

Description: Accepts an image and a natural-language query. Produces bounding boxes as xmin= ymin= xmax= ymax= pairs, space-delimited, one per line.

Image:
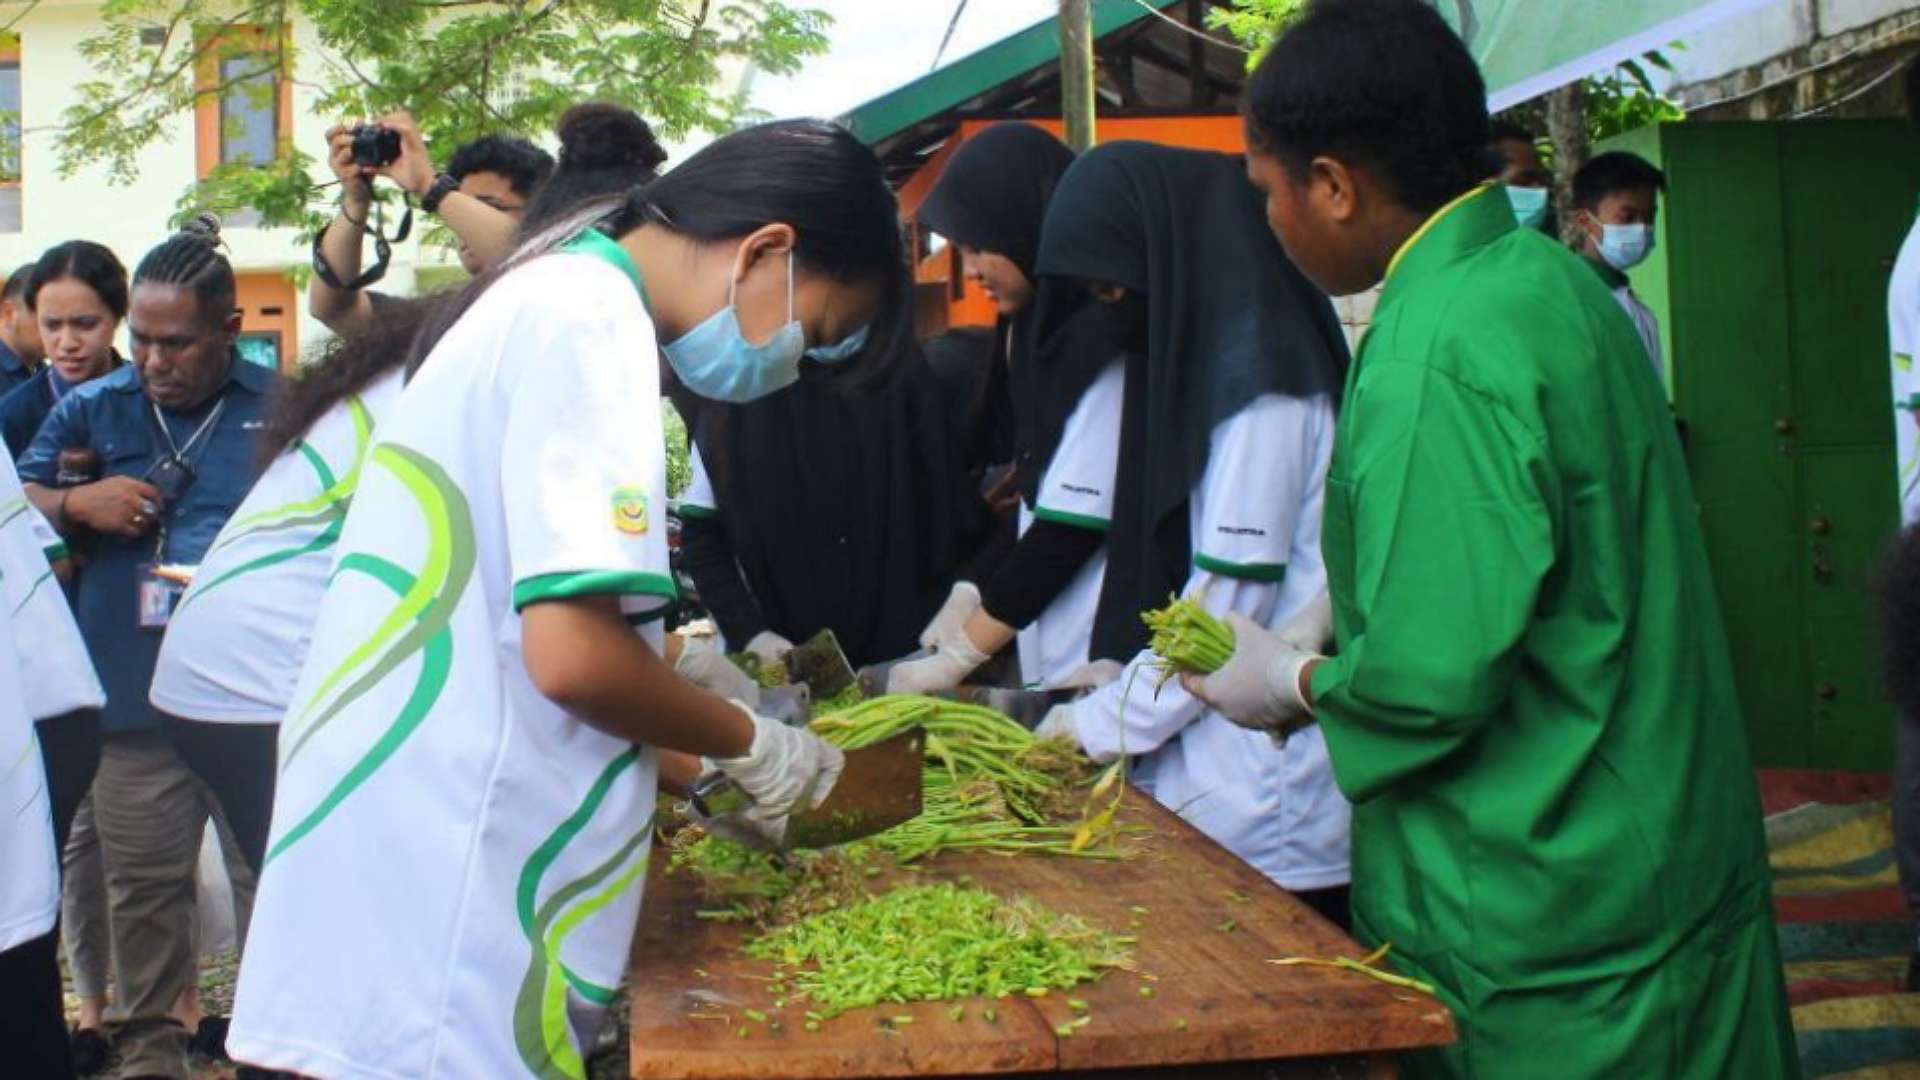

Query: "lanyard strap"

xmin=150 ymin=396 xmax=226 ymax=464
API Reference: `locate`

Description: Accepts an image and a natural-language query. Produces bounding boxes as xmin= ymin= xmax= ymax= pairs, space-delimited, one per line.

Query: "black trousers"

xmin=34 ymin=709 xmax=101 ymax=857
xmin=0 ymin=931 xmax=75 ymax=1079
xmin=1295 ymin=884 xmax=1353 ymax=933
xmin=163 ymin=716 xmax=279 ymax=875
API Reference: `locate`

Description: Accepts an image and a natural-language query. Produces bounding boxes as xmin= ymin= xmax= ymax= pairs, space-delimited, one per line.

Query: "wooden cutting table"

xmin=628 ymin=789 xmax=1454 ymax=1079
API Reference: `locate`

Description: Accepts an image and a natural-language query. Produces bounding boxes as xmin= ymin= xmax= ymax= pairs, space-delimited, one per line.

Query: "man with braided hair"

xmin=20 ymin=216 xmax=282 ymax=1080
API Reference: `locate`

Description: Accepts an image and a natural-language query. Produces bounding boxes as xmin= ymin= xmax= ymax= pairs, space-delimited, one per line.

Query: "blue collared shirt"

xmin=18 ymin=356 xmax=281 ymax=732
xmin=0 ymin=339 xmax=33 ymax=397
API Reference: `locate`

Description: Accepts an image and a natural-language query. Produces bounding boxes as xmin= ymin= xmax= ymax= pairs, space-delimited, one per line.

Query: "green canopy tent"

xmin=1436 ymin=0 xmax=1773 ymax=110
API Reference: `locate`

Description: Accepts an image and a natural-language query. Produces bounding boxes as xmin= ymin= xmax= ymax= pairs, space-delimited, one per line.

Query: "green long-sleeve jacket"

xmin=1310 ymin=185 xmax=1799 ymax=1078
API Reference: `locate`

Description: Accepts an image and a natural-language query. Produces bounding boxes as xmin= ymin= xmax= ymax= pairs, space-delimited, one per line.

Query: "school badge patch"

xmin=611 ymin=486 xmax=650 ymax=536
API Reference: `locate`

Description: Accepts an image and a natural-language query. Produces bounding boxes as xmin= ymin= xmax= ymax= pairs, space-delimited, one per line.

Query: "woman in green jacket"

xmin=1183 ymin=2 xmax=1799 ymax=1076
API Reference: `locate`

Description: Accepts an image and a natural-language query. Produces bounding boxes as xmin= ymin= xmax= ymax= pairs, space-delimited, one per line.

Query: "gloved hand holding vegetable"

xmin=1179 ymin=612 xmax=1319 ymax=737
xmin=744 ymin=630 xmax=794 ymax=666
xmin=672 ymin=633 xmax=762 ymax=703
xmin=884 ymin=623 xmax=992 ymax=694
xmin=702 ymin=703 xmax=846 ymax=848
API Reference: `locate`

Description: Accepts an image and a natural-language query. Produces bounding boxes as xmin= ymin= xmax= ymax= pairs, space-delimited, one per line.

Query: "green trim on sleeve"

xmin=1193 ymin=552 xmax=1287 ymax=583
xmin=676 ymin=502 xmax=719 ymax=521
xmin=512 ymin=570 xmax=678 ymax=612
xmin=1031 ymin=506 xmax=1110 ymax=533
xmin=44 ymin=542 xmax=68 ymax=563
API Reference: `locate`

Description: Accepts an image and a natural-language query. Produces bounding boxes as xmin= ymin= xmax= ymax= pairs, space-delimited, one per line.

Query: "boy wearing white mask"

xmin=1572 ymin=151 xmax=1667 ymax=385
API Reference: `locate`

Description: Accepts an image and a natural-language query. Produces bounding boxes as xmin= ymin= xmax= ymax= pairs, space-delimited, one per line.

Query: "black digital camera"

xmin=350 ymin=124 xmax=403 ymax=168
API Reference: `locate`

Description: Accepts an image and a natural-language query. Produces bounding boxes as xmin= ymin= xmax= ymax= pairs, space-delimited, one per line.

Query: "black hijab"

xmin=670 ymin=354 xmax=992 ymax=669
xmin=1032 ymin=142 xmax=1350 ymax=660
xmin=917 ymin=123 xmax=1076 ymax=474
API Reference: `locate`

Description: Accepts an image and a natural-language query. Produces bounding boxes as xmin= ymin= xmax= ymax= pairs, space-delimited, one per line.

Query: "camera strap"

xmin=313 ymin=180 xmax=414 ymax=291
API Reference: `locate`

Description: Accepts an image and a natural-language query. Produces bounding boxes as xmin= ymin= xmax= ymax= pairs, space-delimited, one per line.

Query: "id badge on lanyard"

xmin=136 ymin=562 xmax=183 ymax=630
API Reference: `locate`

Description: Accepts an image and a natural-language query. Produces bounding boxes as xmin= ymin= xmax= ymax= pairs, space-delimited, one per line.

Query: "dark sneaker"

xmin=69 ymin=1027 xmax=110 ymax=1076
xmin=190 ymin=1015 xmax=232 ymax=1061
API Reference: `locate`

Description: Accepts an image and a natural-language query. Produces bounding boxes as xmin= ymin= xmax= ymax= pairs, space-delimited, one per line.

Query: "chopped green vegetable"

xmin=1139 ymin=986 xmax=1155 ymax=998
xmin=744 ymin=883 xmax=1133 ymax=1018
xmin=1068 ymin=998 xmax=1089 ymax=1012
xmin=743 ymin=1009 xmax=767 ymax=1023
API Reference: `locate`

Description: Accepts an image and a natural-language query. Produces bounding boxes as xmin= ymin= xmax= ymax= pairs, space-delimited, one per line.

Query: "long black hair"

xmin=132 ymin=213 xmax=235 ymax=325
xmin=405 ymin=118 xmax=909 ymax=384
xmin=259 ymin=294 xmax=435 ymax=459
xmin=519 ymin=103 xmax=667 ymax=231
xmin=26 ymin=240 xmax=129 ymax=318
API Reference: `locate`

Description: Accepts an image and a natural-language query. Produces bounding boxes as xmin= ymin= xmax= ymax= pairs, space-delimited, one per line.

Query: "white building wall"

xmin=0 ymin=2 xmax=455 ymax=360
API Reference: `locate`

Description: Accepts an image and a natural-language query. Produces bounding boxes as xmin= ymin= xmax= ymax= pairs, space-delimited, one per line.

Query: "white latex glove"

xmin=705 ymin=702 xmax=846 ymax=847
xmin=919 ymin=582 xmax=982 ymax=651
xmin=1179 ymin=612 xmax=1318 ymax=737
xmin=884 ymin=626 xmax=991 ymax=695
xmin=1033 ymin=704 xmax=1084 ymax=749
xmin=673 ymin=634 xmax=761 ymax=704
xmin=744 ymin=630 xmax=794 ymax=666
xmin=1274 ymin=590 xmax=1334 ymax=653
xmin=1055 ymin=659 xmax=1125 ymax=691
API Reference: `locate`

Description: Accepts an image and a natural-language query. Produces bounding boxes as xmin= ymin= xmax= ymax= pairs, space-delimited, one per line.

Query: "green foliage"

xmin=1202 ymin=0 xmax=1303 ymax=67
xmin=50 ymin=0 xmax=831 ymax=232
xmin=662 ymin=397 xmax=691 ymax=499
xmin=1582 ymin=53 xmax=1685 ymax=142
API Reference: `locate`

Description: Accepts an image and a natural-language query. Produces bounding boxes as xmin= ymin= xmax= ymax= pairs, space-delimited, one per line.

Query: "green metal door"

xmin=1607 ymin=120 xmax=1916 ymax=770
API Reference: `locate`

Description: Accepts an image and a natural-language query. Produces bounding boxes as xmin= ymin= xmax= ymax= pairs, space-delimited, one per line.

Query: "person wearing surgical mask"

xmin=1572 ymin=151 xmax=1668 ymax=385
xmin=1488 ymin=120 xmax=1554 ymax=233
xmin=225 ymin=119 xmax=909 ymax=1080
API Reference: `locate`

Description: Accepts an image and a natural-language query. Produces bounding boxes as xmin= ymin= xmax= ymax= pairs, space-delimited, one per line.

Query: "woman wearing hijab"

xmin=672 ymin=338 xmax=992 ymax=670
xmin=917 ymin=122 xmax=1075 ymax=487
xmin=891 ymin=142 xmax=1356 ymax=919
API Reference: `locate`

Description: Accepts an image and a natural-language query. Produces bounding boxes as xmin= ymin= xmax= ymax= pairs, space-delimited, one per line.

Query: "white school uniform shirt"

xmin=1891 ymin=203 xmax=1920 ymax=525
xmin=0 ymin=616 xmax=56 ymax=953
xmin=0 ymin=451 xmax=103 ymax=721
xmin=1015 ymin=361 xmax=1122 ymax=688
xmin=151 ymin=369 xmax=404 ymax=723
xmin=230 ymin=233 xmax=671 ymax=1080
xmin=1072 ymin=393 xmax=1351 ymax=892
xmin=1611 ymin=286 xmax=1664 ymax=387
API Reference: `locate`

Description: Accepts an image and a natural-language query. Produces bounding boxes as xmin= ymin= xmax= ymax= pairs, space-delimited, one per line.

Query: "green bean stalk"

xmin=1143 ymin=595 xmax=1235 ymax=683
xmin=745 ymin=882 xmax=1135 ymax=1017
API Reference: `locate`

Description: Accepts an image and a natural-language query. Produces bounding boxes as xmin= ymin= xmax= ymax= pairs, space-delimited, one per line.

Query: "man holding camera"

xmin=310 ymin=110 xmax=554 ymax=334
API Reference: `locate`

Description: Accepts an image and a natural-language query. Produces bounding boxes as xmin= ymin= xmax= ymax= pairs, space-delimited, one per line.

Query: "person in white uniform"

xmin=228 ymin=118 xmax=907 ymax=1080
xmin=893 ymin=143 xmax=1358 ymax=924
xmin=1570 ymin=151 xmax=1667 ymax=386
xmin=0 ymin=445 xmax=102 ymax=1077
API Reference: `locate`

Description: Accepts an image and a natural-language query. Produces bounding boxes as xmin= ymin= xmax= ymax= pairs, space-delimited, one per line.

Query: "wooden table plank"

xmin=629 ymin=788 xmax=1453 ymax=1078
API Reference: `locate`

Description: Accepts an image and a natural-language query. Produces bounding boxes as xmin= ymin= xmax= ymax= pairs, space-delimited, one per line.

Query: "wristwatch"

xmin=421 ymin=171 xmax=461 ymax=215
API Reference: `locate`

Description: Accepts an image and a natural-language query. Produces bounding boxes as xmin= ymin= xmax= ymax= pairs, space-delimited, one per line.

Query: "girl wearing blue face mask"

xmin=227 ymin=119 xmax=908 ymax=1080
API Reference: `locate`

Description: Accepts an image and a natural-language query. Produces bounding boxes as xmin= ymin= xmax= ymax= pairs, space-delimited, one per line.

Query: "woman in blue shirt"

xmin=0 ymin=241 xmax=127 ymax=457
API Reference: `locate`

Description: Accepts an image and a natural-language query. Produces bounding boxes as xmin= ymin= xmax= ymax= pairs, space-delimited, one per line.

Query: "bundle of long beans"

xmin=1143 ymin=595 xmax=1234 ymax=678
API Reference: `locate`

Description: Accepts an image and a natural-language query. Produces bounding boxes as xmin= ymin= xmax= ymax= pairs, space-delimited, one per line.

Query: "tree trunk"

xmin=1545 ymin=81 xmax=1589 ymax=244
xmin=1059 ymin=0 xmax=1096 ymax=152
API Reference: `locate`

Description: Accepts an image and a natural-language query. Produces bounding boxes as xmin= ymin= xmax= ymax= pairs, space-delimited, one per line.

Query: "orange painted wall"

xmin=905 ymin=115 xmax=1246 ymax=331
xmin=234 ymin=272 xmax=297 ymax=372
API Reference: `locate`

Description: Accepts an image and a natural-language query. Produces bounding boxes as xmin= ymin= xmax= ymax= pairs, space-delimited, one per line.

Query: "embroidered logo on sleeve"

xmin=610 ymin=487 xmax=650 ymax=536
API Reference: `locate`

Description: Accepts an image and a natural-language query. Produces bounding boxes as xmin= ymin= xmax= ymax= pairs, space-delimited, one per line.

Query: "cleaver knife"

xmin=687 ymin=726 xmax=926 ymax=849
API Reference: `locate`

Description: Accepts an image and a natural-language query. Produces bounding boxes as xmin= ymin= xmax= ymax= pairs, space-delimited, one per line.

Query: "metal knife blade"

xmin=785 ymin=726 xmax=926 ymax=849
xmin=785 ymin=628 xmax=858 ymax=699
